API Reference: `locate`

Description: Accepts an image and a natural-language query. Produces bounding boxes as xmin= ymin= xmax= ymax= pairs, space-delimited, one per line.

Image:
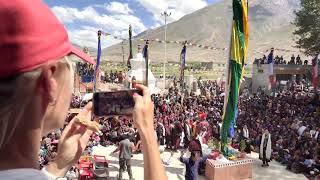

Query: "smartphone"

xmin=93 ymin=89 xmax=143 ymax=116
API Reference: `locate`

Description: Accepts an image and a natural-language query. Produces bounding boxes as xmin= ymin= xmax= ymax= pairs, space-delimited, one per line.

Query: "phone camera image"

xmin=93 ymin=90 xmax=142 ymax=116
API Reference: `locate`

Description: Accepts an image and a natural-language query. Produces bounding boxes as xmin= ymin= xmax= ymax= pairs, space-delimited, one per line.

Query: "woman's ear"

xmin=37 ymin=62 xmax=58 ymax=104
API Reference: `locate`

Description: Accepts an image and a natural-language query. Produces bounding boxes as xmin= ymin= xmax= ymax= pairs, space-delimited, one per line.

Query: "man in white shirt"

xmin=298 ymin=123 xmax=307 ymax=136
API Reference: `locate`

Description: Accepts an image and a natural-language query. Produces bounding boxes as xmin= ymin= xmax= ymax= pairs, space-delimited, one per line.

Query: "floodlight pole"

xmin=161 ymin=11 xmax=171 ymax=89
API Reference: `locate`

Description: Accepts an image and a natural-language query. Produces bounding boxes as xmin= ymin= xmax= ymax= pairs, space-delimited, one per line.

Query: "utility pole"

xmin=161 ymin=11 xmax=171 ymax=89
xmin=121 ymin=41 xmax=125 ymax=64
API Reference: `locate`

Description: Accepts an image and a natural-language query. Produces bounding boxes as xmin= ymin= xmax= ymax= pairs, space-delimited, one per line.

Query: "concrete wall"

xmin=252 ymin=65 xmax=270 ymax=94
xmin=252 ymin=64 xmax=313 ymax=94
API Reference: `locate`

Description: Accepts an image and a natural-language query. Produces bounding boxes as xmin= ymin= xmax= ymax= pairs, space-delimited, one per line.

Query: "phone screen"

xmin=93 ymin=90 xmax=143 ymax=116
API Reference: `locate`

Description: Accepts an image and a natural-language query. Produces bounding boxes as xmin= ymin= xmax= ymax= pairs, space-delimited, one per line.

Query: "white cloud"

xmin=93 ymin=14 xmax=146 ymax=34
xmin=151 ymin=22 xmax=161 ymax=29
xmin=50 ymin=0 xmax=208 ymax=47
xmin=137 ymin=0 xmax=207 ymax=25
xmin=51 ymin=6 xmax=77 ymax=23
xmin=68 ymin=26 xmax=121 ymax=49
xmin=52 ymin=6 xmax=99 ymax=23
xmin=106 ymin=2 xmax=133 ymax=15
xmin=51 ymin=5 xmax=146 ymax=48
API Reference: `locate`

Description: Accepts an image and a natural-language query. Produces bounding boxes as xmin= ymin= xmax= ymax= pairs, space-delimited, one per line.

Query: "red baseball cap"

xmin=0 ymin=0 xmax=95 ymax=79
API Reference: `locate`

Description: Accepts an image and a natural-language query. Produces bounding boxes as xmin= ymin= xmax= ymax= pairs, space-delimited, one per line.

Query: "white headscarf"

xmin=260 ymin=133 xmax=272 ymax=160
xmin=243 ymin=126 xmax=249 ymax=139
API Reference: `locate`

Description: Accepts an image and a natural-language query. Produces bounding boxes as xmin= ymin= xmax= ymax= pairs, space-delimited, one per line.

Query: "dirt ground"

xmin=92 ymin=145 xmax=307 ymax=180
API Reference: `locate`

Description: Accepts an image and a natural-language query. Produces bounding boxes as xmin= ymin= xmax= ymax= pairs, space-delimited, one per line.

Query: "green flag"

xmin=221 ymin=0 xmax=249 ymax=156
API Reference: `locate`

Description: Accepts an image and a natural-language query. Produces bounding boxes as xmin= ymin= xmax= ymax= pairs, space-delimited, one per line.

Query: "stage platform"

xmin=205 ymin=159 xmax=253 ymax=180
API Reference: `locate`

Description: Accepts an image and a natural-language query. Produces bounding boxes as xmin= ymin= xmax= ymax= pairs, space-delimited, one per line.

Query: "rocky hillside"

xmin=105 ymin=0 xmax=302 ymax=63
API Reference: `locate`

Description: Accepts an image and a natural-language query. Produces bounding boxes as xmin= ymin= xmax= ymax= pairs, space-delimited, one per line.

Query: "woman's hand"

xmin=132 ymin=84 xmax=154 ymax=134
xmin=46 ymin=102 xmax=93 ymax=177
xmin=132 ymin=85 xmax=168 ymax=180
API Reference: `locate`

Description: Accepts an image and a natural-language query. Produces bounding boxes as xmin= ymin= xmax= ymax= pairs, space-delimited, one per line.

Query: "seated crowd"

xmin=76 ymin=61 xmax=126 ymax=84
xmin=39 ymin=79 xmax=320 ymax=178
xmin=254 ymin=54 xmax=308 ymax=65
xmin=237 ymin=83 xmax=320 ymax=177
xmin=77 ymin=62 xmax=95 ymax=77
xmin=105 ymin=70 xmax=125 ymax=84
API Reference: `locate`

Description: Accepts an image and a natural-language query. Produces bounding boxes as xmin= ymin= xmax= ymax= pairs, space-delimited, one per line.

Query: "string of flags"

xmin=138 ymin=38 xmax=227 ymax=51
xmin=98 ymin=30 xmax=301 ymax=54
xmin=252 ymin=48 xmax=301 ymax=55
xmin=263 ymin=48 xmax=299 ymax=53
xmin=99 ymin=30 xmax=126 ymax=41
xmin=97 ymin=30 xmax=228 ymax=51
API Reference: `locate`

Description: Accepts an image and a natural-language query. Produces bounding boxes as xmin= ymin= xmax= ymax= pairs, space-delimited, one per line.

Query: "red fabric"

xmin=79 ymin=159 xmax=89 ymax=164
xmin=132 ymin=81 xmax=137 ymax=88
xmin=174 ymin=137 xmax=181 ymax=150
xmin=0 ymin=0 xmax=95 ymax=78
xmin=200 ymin=113 xmax=207 ymax=120
xmin=188 ymin=120 xmax=194 ymax=127
xmin=165 ymin=125 xmax=171 ymax=136
xmin=199 ymin=121 xmax=209 ymax=128
xmin=79 ymin=162 xmax=93 ymax=169
xmin=162 ymin=105 xmax=168 ymax=113
xmin=93 ymin=155 xmax=107 ymax=163
xmin=201 ymin=132 xmax=208 ymax=144
xmin=79 ymin=169 xmax=93 ymax=179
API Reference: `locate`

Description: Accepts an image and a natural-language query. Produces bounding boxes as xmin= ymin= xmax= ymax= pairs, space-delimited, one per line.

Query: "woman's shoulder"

xmin=0 ymin=168 xmax=47 ymax=180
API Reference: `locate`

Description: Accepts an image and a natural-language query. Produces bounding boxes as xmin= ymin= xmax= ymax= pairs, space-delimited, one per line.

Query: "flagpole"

xmin=220 ymin=0 xmax=240 ymax=156
xmin=312 ymin=54 xmax=319 ymax=91
xmin=128 ymin=25 xmax=133 ymax=69
xmin=221 ymin=0 xmax=249 ymax=156
xmin=145 ymin=40 xmax=149 ymax=87
xmin=180 ymin=41 xmax=187 ymax=89
xmin=93 ymin=30 xmax=102 ymax=92
xmin=317 ymin=54 xmax=319 ymax=91
xmin=220 ymin=22 xmax=232 ymax=153
xmin=121 ymin=41 xmax=125 ymax=64
xmin=222 ymin=18 xmax=233 ymax=125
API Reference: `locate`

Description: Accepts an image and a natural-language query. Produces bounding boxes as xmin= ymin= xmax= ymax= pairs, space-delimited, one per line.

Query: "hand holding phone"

xmin=93 ymin=89 xmax=143 ymax=116
xmin=131 ymin=84 xmax=155 ymax=133
xmin=131 ymin=84 xmax=167 ymax=180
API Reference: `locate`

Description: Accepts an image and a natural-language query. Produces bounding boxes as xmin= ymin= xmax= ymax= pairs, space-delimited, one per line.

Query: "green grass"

xmin=100 ymin=62 xmax=252 ymax=80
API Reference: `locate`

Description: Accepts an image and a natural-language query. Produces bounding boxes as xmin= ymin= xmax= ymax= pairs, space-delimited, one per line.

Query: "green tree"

xmin=293 ymin=0 xmax=320 ymax=56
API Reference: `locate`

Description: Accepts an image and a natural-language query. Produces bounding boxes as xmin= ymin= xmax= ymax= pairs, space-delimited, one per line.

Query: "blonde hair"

xmin=0 ymin=57 xmax=72 ymax=149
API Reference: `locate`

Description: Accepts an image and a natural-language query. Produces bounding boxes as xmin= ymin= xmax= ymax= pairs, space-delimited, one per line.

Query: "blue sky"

xmin=44 ymin=0 xmax=219 ymax=48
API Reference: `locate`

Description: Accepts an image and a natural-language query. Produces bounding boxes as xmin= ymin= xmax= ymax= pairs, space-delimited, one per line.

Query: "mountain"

xmin=105 ymin=0 xmax=301 ymax=63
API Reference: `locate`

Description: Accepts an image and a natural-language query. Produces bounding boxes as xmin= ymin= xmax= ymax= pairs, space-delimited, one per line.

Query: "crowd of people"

xmin=76 ymin=61 xmax=125 ymax=84
xmin=77 ymin=62 xmax=95 ymax=77
xmin=238 ymin=83 xmax=320 ymax=176
xmin=254 ymin=54 xmax=308 ymax=65
xmin=104 ymin=70 xmax=125 ymax=84
xmin=38 ymin=77 xmax=320 ymax=179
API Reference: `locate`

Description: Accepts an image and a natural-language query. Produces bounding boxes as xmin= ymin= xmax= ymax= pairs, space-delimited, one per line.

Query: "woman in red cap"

xmin=0 ymin=1 xmax=167 ymax=180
